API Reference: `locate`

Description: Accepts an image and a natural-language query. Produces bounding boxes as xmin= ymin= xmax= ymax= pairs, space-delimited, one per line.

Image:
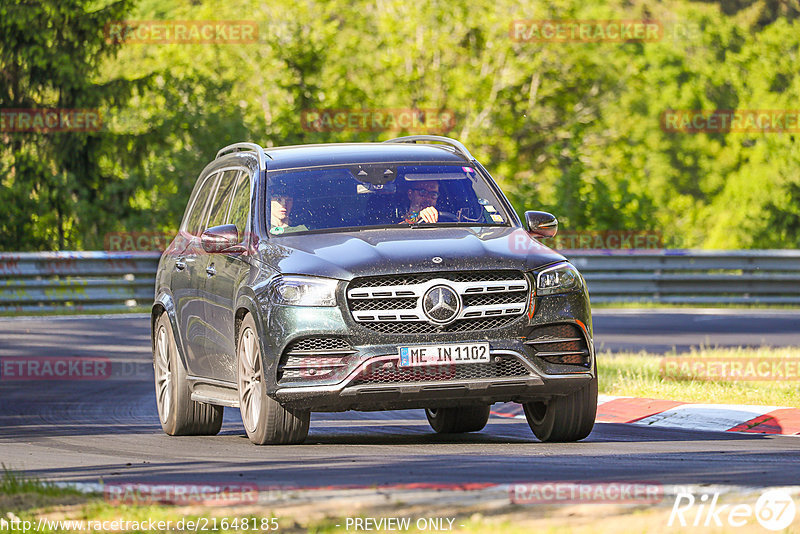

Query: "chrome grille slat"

xmin=523 ymin=337 xmax=583 ymax=345
xmin=460 ymin=303 xmax=526 ymax=318
xmin=534 ymin=350 xmax=589 ymax=357
xmin=353 ymin=310 xmax=425 ymax=322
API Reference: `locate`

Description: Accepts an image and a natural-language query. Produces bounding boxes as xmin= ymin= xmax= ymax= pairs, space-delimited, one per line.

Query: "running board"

xmin=190 ymin=382 xmax=240 ymax=408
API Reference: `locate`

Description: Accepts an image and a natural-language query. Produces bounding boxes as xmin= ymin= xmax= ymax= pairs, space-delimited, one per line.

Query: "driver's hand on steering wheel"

xmin=418 ymin=206 xmax=438 ymax=223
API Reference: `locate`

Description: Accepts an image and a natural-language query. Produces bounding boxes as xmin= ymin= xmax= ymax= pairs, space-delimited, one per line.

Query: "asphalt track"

xmin=0 ymin=310 xmax=799 ymax=488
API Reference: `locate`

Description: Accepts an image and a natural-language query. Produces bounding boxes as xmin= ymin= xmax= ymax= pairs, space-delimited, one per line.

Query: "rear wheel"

xmin=523 ymin=376 xmax=597 ymax=442
xmin=237 ymin=313 xmax=309 ymax=445
xmin=425 ymin=406 xmax=490 ymax=433
xmin=153 ymin=312 xmax=223 ymax=436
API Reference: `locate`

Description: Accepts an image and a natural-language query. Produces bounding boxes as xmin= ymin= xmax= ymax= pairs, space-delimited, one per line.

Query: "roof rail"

xmin=383 ymin=135 xmax=474 ymax=161
xmin=216 ymin=142 xmax=269 ymax=171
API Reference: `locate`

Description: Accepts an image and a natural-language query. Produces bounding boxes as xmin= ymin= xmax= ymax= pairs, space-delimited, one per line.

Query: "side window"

xmin=227 ymin=171 xmax=251 ymax=240
xmin=205 ymin=170 xmax=239 ymax=229
xmin=183 ymin=172 xmax=220 ymax=238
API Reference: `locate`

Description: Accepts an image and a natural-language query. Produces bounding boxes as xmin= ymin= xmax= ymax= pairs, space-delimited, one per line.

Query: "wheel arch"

xmin=152 ymin=291 xmax=189 ymax=370
xmin=233 ymin=291 xmax=260 ymax=343
xmin=233 ymin=291 xmax=281 ymax=394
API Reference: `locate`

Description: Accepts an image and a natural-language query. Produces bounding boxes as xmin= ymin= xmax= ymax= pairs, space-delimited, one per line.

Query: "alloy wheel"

xmin=154 ymin=324 xmax=172 ymax=423
xmin=238 ymin=326 xmax=263 ymax=433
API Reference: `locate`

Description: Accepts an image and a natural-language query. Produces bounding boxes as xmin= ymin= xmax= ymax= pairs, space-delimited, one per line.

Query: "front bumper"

xmin=274 ymin=350 xmax=594 ymax=411
xmin=258 ymin=287 xmax=594 ymax=412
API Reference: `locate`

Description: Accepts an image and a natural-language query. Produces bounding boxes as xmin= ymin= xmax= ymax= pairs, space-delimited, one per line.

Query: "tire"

xmin=153 ymin=312 xmax=223 ymax=436
xmin=237 ymin=313 xmax=310 ymax=445
xmin=425 ymin=406 xmax=490 ymax=433
xmin=523 ymin=376 xmax=597 ymax=442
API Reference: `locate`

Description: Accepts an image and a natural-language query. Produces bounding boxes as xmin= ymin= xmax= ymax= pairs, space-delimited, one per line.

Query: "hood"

xmin=255 ymin=226 xmax=566 ymax=280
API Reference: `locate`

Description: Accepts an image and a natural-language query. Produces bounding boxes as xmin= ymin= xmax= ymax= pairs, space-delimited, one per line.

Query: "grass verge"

xmin=0 ymin=468 xmax=792 ymax=534
xmin=598 ymin=346 xmax=800 ymax=407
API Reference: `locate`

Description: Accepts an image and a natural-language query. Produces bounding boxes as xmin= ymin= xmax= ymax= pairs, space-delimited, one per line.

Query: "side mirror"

xmin=201 ymin=224 xmax=245 ymax=253
xmin=524 ymin=210 xmax=558 ymax=238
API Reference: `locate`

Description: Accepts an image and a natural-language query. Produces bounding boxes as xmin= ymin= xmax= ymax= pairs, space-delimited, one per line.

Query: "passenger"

xmin=400 ymin=180 xmax=439 ymax=224
xmin=269 ymin=186 xmax=308 ymax=234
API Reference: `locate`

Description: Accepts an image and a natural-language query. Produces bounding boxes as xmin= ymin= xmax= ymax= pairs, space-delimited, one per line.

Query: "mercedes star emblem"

xmin=422 ymin=285 xmax=461 ymax=324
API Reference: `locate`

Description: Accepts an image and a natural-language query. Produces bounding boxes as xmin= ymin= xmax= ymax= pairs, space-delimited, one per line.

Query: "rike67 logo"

xmin=669 ymin=488 xmax=796 ymax=531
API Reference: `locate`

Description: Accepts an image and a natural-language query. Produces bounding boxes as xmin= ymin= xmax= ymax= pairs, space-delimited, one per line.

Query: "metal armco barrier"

xmin=566 ymin=249 xmax=800 ymax=304
xmin=0 ymin=252 xmax=161 ymax=312
xmin=1 ymin=249 xmax=799 ymax=312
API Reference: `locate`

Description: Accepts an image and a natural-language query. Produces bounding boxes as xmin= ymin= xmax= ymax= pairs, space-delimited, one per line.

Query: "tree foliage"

xmin=1 ymin=0 xmax=798 ymax=250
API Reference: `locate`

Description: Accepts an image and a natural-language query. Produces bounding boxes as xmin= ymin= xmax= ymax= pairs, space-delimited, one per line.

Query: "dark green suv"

xmin=152 ymin=136 xmax=597 ymax=445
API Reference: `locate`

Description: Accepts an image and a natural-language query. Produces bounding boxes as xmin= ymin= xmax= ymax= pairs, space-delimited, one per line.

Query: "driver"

xmin=400 ymin=180 xmax=439 ymax=224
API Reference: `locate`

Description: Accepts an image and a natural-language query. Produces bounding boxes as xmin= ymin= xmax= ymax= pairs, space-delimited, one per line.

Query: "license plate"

xmin=398 ymin=342 xmax=490 ymax=367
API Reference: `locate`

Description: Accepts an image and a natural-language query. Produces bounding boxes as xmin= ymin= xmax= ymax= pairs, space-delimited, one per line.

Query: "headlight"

xmin=536 ymin=263 xmax=582 ymax=295
xmin=269 ymin=275 xmax=339 ymax=306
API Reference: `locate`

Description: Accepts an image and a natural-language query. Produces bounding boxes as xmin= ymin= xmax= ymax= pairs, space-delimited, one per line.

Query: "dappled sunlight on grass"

xmin=598 ymin=347 xmax=800 ymax=407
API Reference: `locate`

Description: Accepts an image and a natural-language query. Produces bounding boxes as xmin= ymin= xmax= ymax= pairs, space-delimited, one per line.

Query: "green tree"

xmin=0 ymin=0 xmax=147 ymax=250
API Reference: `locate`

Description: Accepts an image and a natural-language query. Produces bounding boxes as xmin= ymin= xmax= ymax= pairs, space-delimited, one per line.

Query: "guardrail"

xmin=0 ymin=249 xmax=798 ymax=312
xmin=569 ymin=249 xmax=800 ymax=304
xmin=0 ymin=252 xmax=161 ymax=312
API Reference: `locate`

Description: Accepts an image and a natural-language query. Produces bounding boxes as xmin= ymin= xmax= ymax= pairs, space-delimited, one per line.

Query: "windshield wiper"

xmin=407 ymin=222 xmax=503 ymax=229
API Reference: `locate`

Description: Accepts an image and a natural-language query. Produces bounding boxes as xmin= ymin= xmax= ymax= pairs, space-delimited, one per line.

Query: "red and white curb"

xmin=491 ymin=396 xmax=800 ymax=435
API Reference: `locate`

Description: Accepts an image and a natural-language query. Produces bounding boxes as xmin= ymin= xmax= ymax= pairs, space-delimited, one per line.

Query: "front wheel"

xmin=153 ymin=312 xmax=223 ymax=436
xmin=237 ymin=313 xmax=309 ymax=445
xmin=523 ymin=376 xmax=597 ymax=442
xmin=425 ymin=406 xmax=490 ymax=433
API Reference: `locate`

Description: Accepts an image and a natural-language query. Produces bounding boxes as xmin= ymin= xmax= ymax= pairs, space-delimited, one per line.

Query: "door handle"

xmin=175 ymin=259 xmax=186 ymax=271
xmin=206 ymin=264 xmax=216 ymax=276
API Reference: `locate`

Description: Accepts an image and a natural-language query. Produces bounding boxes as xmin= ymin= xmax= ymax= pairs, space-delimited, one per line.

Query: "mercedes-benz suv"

xmin=151 ymin=135 xmax=597 ymax=445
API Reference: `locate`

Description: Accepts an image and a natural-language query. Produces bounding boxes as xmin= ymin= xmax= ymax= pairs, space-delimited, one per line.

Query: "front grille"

xmin=349 ymin=358 xmax=530 ymax=386
xmin=278 ymin=337 xmax=355 ymax=383
xmin=346 ymin=270 xmax=529 ymax=335
xmin=524 ymin=323 xmax=590 ymax=366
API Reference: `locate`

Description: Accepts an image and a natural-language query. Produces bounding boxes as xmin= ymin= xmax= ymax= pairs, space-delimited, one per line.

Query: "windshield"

xmin=266 ymin=163 xmax=510 ymax=235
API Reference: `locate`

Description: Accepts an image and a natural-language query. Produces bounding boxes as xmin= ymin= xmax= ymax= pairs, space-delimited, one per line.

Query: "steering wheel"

xmin=436 ymin=210 xmax=458 ymax=222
